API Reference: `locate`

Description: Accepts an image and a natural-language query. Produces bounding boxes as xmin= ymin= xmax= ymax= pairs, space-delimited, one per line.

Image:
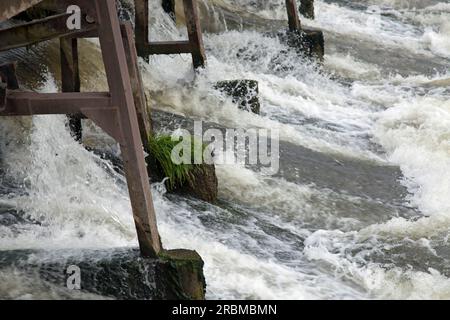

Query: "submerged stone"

xmin=214 ymin=80 xmax=261 ymax=114
xmin=0 ymin=212 xmax=18 ymax=226
xmin=147 ymin=153 xmax=218 ymax=204
xmin=279 ymin=28 xmax=325 ymax=61
xmin=175 ymin=164 xmax=218 ymax=204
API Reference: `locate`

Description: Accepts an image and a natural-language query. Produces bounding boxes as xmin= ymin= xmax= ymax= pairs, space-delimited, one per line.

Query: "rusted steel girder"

xmin=2 ymin=91 xmax=112 ymax=115
xmin=0 ymin=62 xmax=19 ymax=111
xmin=0 ymin=83 xmax=6 ymax=111
xmin=0 ymin=12 xmax=96 ymax=53
xmin=134 ymin=0 xmax=206 ymax=68
xmin=0 ymin=0 xmax=162 ymax=258
xmin=0 ymin=62 xmax=20 ymax=90
xmin=138 ymin=40 xmax=192 ymax=55
xmin=95 ymin=0 xmax=162 ymax=256
xmin=61 ymin=36 xmax=83 ymax=141
xmin=183 ymin=0 xmax=207 ymax=69
xmin=121 ymin=22 xmax=153 ymax=145
xmin=134 ymin=0 xmax=149 ymax=57
xmin=286 ymin=0 xmax=302 ymax=31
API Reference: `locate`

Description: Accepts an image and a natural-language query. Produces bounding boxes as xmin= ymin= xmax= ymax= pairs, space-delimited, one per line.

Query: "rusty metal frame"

xmin=0 ymin=0 xmax=161 ymax=257
xmin=134 ymin=0 xmax=206 ymax=69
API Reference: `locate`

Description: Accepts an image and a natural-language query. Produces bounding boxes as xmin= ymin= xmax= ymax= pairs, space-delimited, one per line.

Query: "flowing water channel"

xmin=1 ymin=0 xmax=450 ymax=299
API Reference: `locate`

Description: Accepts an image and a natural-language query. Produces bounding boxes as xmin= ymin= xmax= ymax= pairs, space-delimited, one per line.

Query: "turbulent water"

xmin=1 ymin=0 xmax=450 ymax=299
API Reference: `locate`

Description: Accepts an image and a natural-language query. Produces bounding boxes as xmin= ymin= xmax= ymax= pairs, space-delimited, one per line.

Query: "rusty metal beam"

xmin=61 ymin=36 xmax=83 ymax=141
xmin=286 ymin=0 xmax=301 ymax=31
xmin=2 ymin=91 xmax=112 ymax=116
xmin=60 ymin=38 xmax=80 ymax=93
xmin=96 ymin=0 xmax=162 ymax=257
xmin=0 ymin=13 xmax=96 ymax=52
xmin=72 ymin=28 xmax=193 ymax=55
xmin=0 ymin=62 xmax=19 ymax=111
xmin=0 ymin=83 xmax=6 ymax=111
xmin=0 ymin=62 xmax=20 ymax=90
xmin=142 ymin=41 xmax=192 ymax=55
xmin=121 ymin=22 xmax=152 ymax=147
xmin=134 ymin=0 xmax=149 ymax=59
xmin=0 ymin=82 xmax=7 ymax=112
xmin=183 ymin=0 xmax=206 ymax=68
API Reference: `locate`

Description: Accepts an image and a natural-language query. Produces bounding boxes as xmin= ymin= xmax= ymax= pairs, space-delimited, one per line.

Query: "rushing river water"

xmin=1 ymin=0 xmax=450 ymax=299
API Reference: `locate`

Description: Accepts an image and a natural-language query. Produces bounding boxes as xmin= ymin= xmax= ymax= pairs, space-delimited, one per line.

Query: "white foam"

xmin=304 ymin=229 xmax=450 ymax=299
xmin=0 ymin=76 xmax=138 ymax=251
xmin=325 ymin=53 xmax=381 ymax=80
xmin=141 ymin=29 xmax=385 ymax=162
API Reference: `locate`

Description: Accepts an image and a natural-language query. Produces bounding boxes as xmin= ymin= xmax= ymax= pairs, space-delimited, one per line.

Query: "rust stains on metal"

xmin=121 ymin=22 xmax=153 ymax=146
xmin=95 ymin=0 xmax=162 ymax=256
xmin=0 ymin=62 xmax=19 ymax=90
xmin=0 ymin=83 xmax=6 ymax=111
xmin=182 ymin=0 xmax=206 ymax=69
xmin=286 ymin=0 xmax=301 ymax=31
xmin=60 ymin=36 xmax=83 ymax=141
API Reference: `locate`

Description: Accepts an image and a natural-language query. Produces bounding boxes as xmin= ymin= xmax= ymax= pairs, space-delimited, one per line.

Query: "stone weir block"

xmin=214 ymin=79 xmax=261 ymax=114
xmin=300 ymin=0 xmax=315 ymax=20
xmin=0 ymin=248 xmax=206 ymax=300
xmin=278 ymin=28 xmax=325 ymax=61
